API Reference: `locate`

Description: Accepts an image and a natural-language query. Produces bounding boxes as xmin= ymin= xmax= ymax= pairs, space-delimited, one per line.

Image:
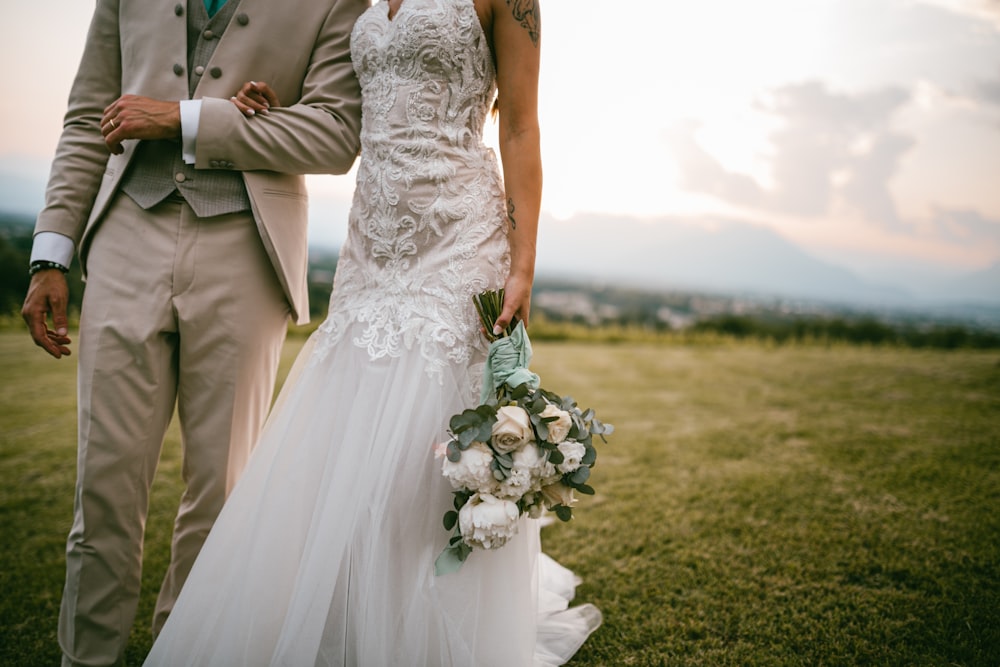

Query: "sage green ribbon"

xmin=480 ymin=321 xmax=541 ymax=403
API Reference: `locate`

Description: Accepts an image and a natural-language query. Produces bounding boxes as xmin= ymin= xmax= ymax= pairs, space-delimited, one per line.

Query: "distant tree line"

xmin=690 ymin=314 xmax=1000 ymax=350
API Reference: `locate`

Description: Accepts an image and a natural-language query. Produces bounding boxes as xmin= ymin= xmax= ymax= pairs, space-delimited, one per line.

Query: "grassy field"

xmin=1 ymin=330 xmax=998 ymax=666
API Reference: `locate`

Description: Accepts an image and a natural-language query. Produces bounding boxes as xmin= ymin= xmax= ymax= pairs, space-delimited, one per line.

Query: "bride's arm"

xmin=489 ymin=0 xmax=542 ymax=334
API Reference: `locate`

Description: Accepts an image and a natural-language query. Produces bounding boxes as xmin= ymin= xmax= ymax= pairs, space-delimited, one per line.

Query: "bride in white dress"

xmin=144 ymin=1 xmax=601 ymax=664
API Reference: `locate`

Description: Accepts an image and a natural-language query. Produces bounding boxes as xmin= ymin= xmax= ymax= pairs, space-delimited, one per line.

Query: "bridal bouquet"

xmin=434 ymin=290 xmax=613 ymax=575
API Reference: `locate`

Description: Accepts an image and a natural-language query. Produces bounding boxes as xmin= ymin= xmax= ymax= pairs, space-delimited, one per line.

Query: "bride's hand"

xmin=230 ymin=81 xmax=281 ymax=117
xmin=494 ymin=273 xmax=532 ymax=335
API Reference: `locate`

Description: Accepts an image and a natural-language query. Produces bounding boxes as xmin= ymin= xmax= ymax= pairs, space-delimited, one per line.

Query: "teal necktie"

xmin=204 ymin=0 xmax=225 ymax=17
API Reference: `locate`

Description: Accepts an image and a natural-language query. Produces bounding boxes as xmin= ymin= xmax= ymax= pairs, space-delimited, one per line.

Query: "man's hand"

xmin=101 ymin=95 xmax=181 ymax=155
xmin=21 ymin=270 xmax=72 ymax=359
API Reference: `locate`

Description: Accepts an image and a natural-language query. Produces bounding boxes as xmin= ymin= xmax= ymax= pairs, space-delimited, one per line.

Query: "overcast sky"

xmin=1 ymin=0 xmax=998 ymax=284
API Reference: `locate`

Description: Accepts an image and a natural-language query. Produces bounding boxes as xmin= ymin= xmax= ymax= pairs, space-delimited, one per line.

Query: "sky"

xmin=1 ymin=0 xmax=999 ymax=295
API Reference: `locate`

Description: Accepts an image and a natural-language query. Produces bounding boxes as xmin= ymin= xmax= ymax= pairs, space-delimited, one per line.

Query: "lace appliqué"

xmin=308 ymin=0 xmax=509 ymax=399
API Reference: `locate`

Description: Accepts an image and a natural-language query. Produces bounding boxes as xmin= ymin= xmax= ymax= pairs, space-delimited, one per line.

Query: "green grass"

xmin=2 ymin=332 xmax=998 ymax=666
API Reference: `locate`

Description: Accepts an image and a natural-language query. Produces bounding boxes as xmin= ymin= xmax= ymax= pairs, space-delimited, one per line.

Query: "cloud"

xmin=665 ymin=120 xmax=764 ymax=209
xmin=668 ymin=81 xmax=916 ymax=228
xmin=932 ymin=207 xmax=1000 ymax=248
xmin=973 ymin=77 xmax=1000 ymax=107
xmin=841 ymin=132 xmax=917 ymax=228
xmin=912 ymin=0 xmax=1000 ymax=30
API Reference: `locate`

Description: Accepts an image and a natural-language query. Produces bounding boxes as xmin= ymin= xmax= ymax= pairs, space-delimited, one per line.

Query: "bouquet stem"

xmin=475 ymin=289 xmax=518 ymax=342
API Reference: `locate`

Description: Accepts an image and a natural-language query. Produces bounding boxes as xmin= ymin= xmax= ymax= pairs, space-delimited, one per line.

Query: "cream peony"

xmin=441 ymin=441 xmax=497 ymax=492
xmin=491 ymin=406 xmax=534 ymax=454
xmin=556 ymin=440 xmax=587 ymax=474
xmin=458 ymin=493 xmax=521 ymax=550
xmin=540 ymin=404 xmax=573 ymax=443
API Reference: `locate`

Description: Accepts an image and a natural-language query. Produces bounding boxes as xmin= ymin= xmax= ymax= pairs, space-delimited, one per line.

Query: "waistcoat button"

xmin=194 ymin=65 xmax=205 ymax=76
xmin=203 ymin=29 xmax=215 ymax=40
xmin=174 ymin=173 xmax=187 ymax=183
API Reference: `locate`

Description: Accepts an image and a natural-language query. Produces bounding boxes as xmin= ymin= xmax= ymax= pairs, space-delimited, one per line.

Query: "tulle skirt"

xmin=143 ymin=322 xmax=601 ymax=666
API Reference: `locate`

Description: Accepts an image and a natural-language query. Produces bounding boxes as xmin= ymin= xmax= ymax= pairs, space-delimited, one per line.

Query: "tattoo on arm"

xmin=507 ymin=197 xmax=517 ymax=230
xmin=504 ymin=0 xmax=540 ymax=46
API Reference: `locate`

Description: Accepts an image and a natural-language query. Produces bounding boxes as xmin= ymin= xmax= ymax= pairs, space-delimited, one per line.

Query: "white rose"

xmin=491 ymin=406 xmax=534 ymax=454
xmin=540 ymin=482 xmax=576 ymax=509
xmin=441 ymin=441 xmax=497 ymax=493
xmin=458 ymin=493 xmax=521 ymax=550
xmin=540 ymin=404 xmax=573 ymax=444
xmin=556 ymin=440 xmax=587 ymax=474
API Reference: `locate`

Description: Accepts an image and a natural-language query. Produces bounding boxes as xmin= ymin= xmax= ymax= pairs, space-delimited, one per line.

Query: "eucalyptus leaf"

xmin=450 ymin=409 xmax=481 ymax=432
xmin=510 ymin=383 xmax=530 ymax=400
xmin=475 ymin=422 xmax=494 ymax=443
xmin=534 ymin=420 xmax=550 ymax=441
xmin=554 ymin=505 xmax=573 ymax=522
xmin=443 ymin=510 xmax=458 ymax=531
xmin=577 ymin=484 xmax=596 ymax=495
xmin=457 ymin=429 xmax=477 ymax=448
xmin=570 ymin=466 xmax=591 ymax=485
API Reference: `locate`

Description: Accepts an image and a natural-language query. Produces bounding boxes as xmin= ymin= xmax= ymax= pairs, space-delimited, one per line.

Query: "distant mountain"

xmin=0 ymin=167 xmax=46 ymax=217
xmin=536 ymin=213 xmax=911 ymax=307
xmin=945 ymin=262 xmax=1000 ymax=304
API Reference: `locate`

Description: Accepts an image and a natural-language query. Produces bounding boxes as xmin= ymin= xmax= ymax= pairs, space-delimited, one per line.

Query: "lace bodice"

xmin=311 ymin=0 xmax=509 ymax=386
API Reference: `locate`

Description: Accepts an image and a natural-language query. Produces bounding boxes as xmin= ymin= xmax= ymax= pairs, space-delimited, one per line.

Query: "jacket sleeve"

xmin=34 ymin=0 xmax=122 ymax=242
xmin=194 ymin=0 xmax=368 ymax=176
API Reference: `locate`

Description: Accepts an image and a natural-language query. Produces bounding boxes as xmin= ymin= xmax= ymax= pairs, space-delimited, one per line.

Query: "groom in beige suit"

xmin=20 ymin=0 xmax=370 ymax=664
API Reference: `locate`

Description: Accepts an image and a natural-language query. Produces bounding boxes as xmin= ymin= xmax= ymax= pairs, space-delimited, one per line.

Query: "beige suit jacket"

xmin=35 ymin=0 xmax=370 ymax=324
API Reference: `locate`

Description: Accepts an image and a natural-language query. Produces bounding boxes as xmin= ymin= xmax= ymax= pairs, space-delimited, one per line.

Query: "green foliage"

xmin=691 ymin=313 xmax=1000 ymax=349
xmin=448 ymin=404 xmax=497 ymax=449
xmin=2 ymin=333 xmax=998 ymax=665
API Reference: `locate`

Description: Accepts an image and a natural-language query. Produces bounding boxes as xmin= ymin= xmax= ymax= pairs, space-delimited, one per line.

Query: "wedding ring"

xmin=109 ymin=118 xmax=117 ymax=129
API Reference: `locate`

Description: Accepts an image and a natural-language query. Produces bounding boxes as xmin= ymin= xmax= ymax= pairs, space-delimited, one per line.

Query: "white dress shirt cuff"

xmin=180 ymin=99 xmax=202 ymax=165
xmin=30 ymin=232 xmax=75 ymax=268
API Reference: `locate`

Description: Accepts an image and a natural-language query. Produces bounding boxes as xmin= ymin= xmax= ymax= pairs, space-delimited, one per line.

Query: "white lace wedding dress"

xmin=143 ymin=1 xmax=601 ymax=665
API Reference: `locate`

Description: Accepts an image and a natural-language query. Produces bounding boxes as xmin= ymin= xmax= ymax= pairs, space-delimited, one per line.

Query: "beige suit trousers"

xmin=59 ymin=193 xmax=290 ymax=667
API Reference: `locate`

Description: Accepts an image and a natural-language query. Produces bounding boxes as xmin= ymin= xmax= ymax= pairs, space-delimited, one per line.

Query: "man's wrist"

xmin=29 ymin=260 xmax=69 ymax=277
